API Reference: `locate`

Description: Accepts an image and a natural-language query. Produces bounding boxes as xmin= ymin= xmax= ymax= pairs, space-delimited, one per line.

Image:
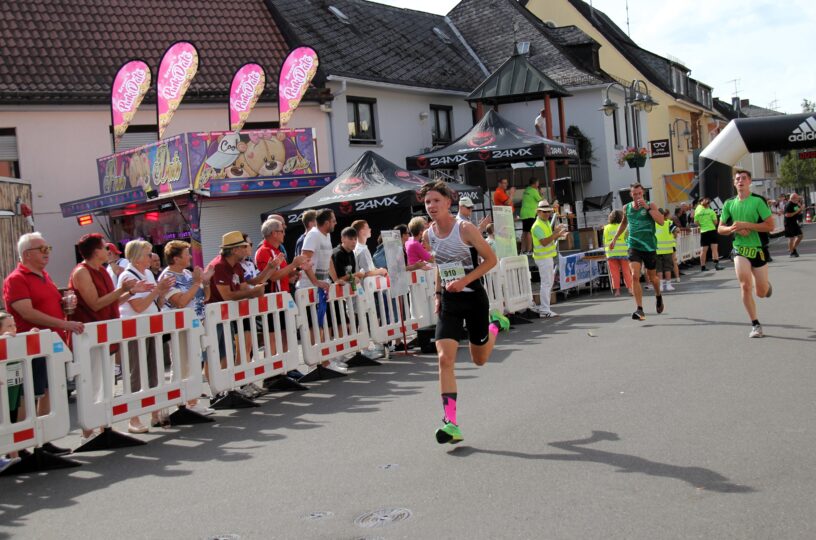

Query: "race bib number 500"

xmin=438 ymin=262 xmax=465 ymax=287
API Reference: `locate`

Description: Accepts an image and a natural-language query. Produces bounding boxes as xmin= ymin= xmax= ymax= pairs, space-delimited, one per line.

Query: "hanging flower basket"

xmin=626 ymin=155 xmax=647 ymax=168
xmin=617 ymin=147 xmax=649 ymax=168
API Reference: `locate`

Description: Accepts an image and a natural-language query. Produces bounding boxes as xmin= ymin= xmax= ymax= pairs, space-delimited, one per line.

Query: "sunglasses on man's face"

xmin=27 ymin=245 xmax=53 ymax=254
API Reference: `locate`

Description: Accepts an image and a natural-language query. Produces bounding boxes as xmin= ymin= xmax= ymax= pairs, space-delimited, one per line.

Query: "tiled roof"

xmin=0 ymin=0 xmax=295 ymax=104
xmin=740 ymin=104 xmax=784 ymax=118
xmin=448 ymin=0 xmax=609 ymax=89
xmin=467 ymin=52 xmax=571 ymax=103
xmin=266 ymin=0 xmax=487 ymax=93
xmin=566 ymin=0 xmax=713 ymax=110
xmin=546 ymin=25 xmax=597 ymax=47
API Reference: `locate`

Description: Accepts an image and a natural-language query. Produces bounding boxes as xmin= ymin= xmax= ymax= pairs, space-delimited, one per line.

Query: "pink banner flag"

xmin=229 ymin=63 xmax=266 ymax=132
xmin=278 ymin=47 xmax=319 ymax=127
xmin=157 ymin=41 xmax=199 ymax=139
xmin=111 ymin=60 xmax=151 ymax=148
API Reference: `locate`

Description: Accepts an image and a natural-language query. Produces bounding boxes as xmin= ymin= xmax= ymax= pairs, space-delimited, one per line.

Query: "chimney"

xmin=740 ymin=98 xmax=750 ymax=108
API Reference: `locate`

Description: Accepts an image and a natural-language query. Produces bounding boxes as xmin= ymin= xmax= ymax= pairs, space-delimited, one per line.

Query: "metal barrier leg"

xmin=74 ymin=426 xmax=147 ymax=452
xmin=345 ymin=352 xmax=382 ymax=368
xmin=264 ymin=375 xmax=309 ymax=392
xmin=1 ymin=447 xmax=81 ymax=475
xmin=298 ymin=364 xmax=347 ymax=383
xmin=168 ymin=405 xmax=215 ymax=426
xmin=210 ymin=390 xmax=260 ymax=410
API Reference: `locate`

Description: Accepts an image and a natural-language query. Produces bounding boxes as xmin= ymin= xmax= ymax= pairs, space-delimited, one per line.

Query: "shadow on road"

xmin=448 ymin=430 xmax=756 ymax=494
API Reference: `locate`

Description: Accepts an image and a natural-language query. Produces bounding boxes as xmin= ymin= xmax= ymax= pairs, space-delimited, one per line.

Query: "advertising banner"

xmin=111 ymin=60 xmax=151 ymax=148
xmin=381 ymin=230 xmax=408 ymax=296
xmin=278 ymin=47 xmax=319 ymax=127
xmin=649 ymin=139 xmax=671 ymax=158
xmin=157 ymin=41 xmax=199 ymax=139
xmin=558 ymin=252 xmax=600 ymax=291
xmin=229 ymin=63 xmax=266 ymax=132
xmin=663 ymin=171 xmax=697 ymax=203
xmin=97 ymin=135 xmax=190 ymax=196
xmin=190 ymin=128 xmax=318 ymax=190
xmin=492 ymin=206 xmax=517 ymax=259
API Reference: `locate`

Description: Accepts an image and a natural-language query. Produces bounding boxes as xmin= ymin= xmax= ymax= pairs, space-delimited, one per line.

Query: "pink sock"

xmin=442 ymin=393 xmax=457 ymax=425
xmin=489 ymin=323 xmax=499 ymax=337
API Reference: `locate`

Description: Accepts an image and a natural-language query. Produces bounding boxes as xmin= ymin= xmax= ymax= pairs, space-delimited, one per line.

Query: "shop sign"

xmin=189 ymin=128 xmax=318 ymax=190
xmin=97 ymin=134 xmax=190 ymax=196
xmin=649 ymin=139 xmax=671 ymax=158
xmin=208 ymin=173 xmax=334 ymax=197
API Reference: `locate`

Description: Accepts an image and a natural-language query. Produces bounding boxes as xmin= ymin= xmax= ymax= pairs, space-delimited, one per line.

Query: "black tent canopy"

xmin=405 ymin=109 xmax=578 ymax=170
xmin=269 ymin=151 xmax=483 ymax=224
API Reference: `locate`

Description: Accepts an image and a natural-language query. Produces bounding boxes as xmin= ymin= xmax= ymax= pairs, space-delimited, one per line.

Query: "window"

xmin=347 ymin=97 xmax=377 ymax=144
xmin=611 ymin=108 xmax=620 ymax=147
xmin=0 ymin=128 xmax=20 ymax=177
xmin=764 ymin=152 xmax=776 ymax=175
xmin=430 ymin=105 xmax=452 ymax=146
xmin=111 ymin=124 xmax=158 ymax=152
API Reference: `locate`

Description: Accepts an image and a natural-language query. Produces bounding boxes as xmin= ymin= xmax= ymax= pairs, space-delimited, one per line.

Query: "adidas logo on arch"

xmin=789 ymin=116 xmax=816 ymax=142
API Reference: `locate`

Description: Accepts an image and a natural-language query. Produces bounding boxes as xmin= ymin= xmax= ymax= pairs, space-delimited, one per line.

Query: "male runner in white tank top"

xmin=420 ymin=181 xmax=507 ymax=444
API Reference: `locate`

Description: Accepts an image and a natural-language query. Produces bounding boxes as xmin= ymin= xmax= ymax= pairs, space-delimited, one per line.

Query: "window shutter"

xmin=0 ymin=133 xmax=19 ymax=161
xmin=115 ymin=130 xmax=159 ymax=152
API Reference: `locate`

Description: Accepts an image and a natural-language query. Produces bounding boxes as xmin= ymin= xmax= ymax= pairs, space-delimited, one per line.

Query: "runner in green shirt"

xmin=610 ymin=182 xmax=665 ymax=321
xmin=694 ymin=199 xmax=722 ymax=271
xmin=519 ymin=178 xmax=542 ymax=254
xmin=718 ymin=169 xmax=775 ymax=338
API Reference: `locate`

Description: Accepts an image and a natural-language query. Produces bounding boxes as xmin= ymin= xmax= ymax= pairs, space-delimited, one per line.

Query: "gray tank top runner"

xmin=427 ymin=217 xmax=474 ymax=270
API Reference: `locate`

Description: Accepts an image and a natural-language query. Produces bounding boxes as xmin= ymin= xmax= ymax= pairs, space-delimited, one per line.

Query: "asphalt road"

xmin=2 ymin=227 xmax=814 ymax=540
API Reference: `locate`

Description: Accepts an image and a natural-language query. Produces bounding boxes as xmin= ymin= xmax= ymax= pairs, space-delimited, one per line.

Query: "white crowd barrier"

xmin=500 ymin=255 xmax=535 ymax=313
xmin=202 ymin=293 xmax=299 ymax=395
xmin=423 ymin=268 xmax=439 ymax=326
xmin=1 ymin=330 xmax=72 ymax=455
xmin=295 ymin=283 xmax=369 ymax=368
xmin=405 ymin=270 xmax=432 ymax=327
xmin=677 ymin=230 xmax=702 ymax=262
xmin=483 ymin=266 xmax=505 ymax=315
xmin=362 ymin=276 xmax=423 ymax=348
xmin=70 ymin=309 xmax=204 ymax=431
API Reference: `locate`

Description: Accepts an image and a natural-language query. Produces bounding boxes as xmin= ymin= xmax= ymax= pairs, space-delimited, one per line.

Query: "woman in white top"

xmin=118 ymin=240 xmax=174 ymax=433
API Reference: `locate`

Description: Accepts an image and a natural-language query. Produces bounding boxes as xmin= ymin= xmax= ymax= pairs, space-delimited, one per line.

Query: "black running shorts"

xmin=732 ymin=245 xmax=767 ymax=268
xmin=436 ymin=288 xmax=490 ymax=346
xmin=700 ymin=230 xmax=718 ymax=247
xmin=628 ymin=248 xmax=657 ymax=271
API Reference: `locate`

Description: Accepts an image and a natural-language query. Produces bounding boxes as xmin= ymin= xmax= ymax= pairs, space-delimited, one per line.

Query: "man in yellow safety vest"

xmin=531 ymin=200 xmax=568 ymax=318
xmin=655 ymin=214 xmax=678 ymax=292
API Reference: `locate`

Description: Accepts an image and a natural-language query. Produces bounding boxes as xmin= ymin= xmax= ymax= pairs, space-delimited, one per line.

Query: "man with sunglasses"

xmin=3 ymin=232 xmax=84 ymax=455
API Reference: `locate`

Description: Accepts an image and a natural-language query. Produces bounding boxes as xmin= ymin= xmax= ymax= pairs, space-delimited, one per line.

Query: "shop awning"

xmin=206 ymin=173 xmax=335 ymax=197
xmin=60 ymin=188 xmax=147 ymax=218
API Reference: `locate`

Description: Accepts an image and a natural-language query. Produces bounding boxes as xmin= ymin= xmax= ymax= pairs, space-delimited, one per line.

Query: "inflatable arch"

xmin=699 ymin=112 xmax=816 ymax=200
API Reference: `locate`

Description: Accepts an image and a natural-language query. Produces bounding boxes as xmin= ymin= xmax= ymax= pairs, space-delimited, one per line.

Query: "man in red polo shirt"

xmin=493 ymin=177 xmax=515 ymax=213
xmin=3 ymin=232 xmax=84 ymax=455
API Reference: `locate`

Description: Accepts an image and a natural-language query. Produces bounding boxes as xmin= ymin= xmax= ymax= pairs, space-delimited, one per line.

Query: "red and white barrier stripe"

xmin=0 ymin=330 xmax=71 ymax=455
xmin=202 ymin=293 xmax=299 ymax=395
xmin=483 ymin=266 xmax=506 ymax=315
xmin=70 ymin=309 xmax=204 ymax=431
xmin=361 ymin=275 xmax=423 ymax=352
xmin=500 ymin=255 xmax=535 ymax=313
xmin=295 ymin=283 xmax=369 ymax=367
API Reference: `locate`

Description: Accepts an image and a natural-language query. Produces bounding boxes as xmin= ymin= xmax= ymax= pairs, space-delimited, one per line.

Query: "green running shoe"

xmin=489 ymin=310 xmax=510 ymax=332
xmin=435 ymin=421 xmax=464 ymax=444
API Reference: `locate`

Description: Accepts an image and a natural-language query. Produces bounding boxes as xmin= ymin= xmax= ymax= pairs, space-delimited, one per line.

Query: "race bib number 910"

xmin=438 ymin=262 xmax=465 ymax=287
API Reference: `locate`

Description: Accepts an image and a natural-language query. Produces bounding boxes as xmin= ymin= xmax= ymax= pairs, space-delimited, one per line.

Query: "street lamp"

xmin=599 ymin=79 xmax=658 ymax=182
xmin=668 ymin=118 xmax=692 ymax=172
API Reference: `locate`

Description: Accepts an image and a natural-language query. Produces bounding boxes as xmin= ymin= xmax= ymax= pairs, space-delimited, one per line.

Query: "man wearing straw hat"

xmin=530 ymin=200 xmax=568 ymax=318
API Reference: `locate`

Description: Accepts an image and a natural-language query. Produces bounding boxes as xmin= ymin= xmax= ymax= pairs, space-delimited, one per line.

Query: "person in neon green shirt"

xmin=603 ymin=210 xmax=631 ymax=296
xmin=693 ymin=198 xmax=722 ymax=271
xmin=519 ymin=178 xmax=542 ymax=254
xmin=718 ymin=169 xmax=775 ymax=338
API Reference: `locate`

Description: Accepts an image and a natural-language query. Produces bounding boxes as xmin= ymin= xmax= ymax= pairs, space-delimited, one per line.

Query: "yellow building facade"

xmin=526 ymin=0 xmax=718 ymax=207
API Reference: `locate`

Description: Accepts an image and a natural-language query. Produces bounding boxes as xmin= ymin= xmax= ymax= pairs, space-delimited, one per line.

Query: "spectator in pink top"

xmin=405 ymin=217 xmax=434 ymax=267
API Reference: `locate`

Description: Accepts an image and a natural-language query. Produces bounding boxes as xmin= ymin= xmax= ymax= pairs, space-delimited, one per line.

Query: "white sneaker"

xmin=664 ymin=282 xmax=675 ymax=291
xmin=327 ymin=360 xmax=349 ymax=373
xmin=748 ymin=324 xmax=764 ymax=338
xmin=539 ymin=311 xmax=559 ymax=319
xmin=188 ymin=404 xmax=215 ymax=416
xmin=247 ymin=382 xmax=266 ymax=396
xmin=235 ymin=386 xmax=256 ymax=399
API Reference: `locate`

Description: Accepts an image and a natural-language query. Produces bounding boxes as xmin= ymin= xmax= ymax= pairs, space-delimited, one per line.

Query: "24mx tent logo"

xmin=353 ymin=196 xmax=399 ymax=211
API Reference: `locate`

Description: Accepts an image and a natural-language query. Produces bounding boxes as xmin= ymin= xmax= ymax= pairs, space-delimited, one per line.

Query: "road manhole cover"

xmin=301 ymin=511 xmax=334 ymax=521
xmin=354 ymin=507 xmax=413 ymax=528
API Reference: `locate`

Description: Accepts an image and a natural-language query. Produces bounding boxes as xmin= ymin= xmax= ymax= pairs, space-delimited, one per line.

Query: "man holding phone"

xmin=610 ymin=183 xmax=665 ymax=321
